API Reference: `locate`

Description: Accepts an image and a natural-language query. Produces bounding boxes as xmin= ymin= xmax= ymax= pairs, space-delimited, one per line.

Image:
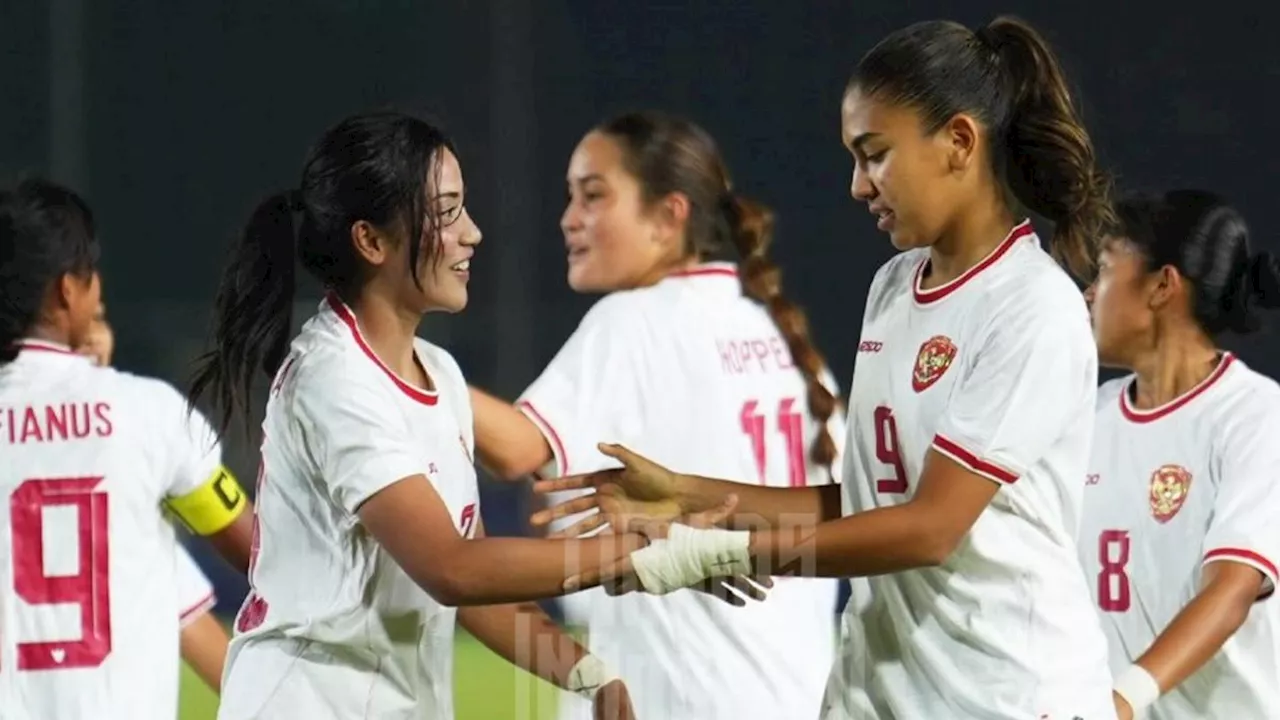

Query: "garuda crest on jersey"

xmin=1149 ymin=464 xmax=1192 ymax=523
xmin=912 ymin=335 xmax=957 ymax=393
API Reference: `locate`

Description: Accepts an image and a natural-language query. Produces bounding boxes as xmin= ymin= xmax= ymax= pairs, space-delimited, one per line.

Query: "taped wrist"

xmin=630 ymin=524 xmax=752 ymax=594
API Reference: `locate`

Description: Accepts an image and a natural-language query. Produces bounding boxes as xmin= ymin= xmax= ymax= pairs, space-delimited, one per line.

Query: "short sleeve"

xmin=932 ymin=295 xmax=1096 ymax=485
xmin=175 ymin=542 xmax=217 ymax=627
xmin=1203 ymin=410 xmax=1280 ymax=598
xmin=152 ymin=382 xmax=223 ymax=498
xmin=293 ymin=362 xmax=430 ymax=515
xmin=516 ymin=297 xmax=642 ymax=478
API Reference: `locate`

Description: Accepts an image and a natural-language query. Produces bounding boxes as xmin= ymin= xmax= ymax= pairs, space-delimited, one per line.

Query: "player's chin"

xmin=567 ymin=264 xmax=611 ymax=293
xmin=424 ymin=285 xmax=469 ymax=314
xmin=887 ymin=229 xmax=923 ymax=252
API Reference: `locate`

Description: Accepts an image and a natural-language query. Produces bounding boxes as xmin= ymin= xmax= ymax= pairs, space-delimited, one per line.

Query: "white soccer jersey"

xmin=824 ymin=222 xmax=1115 ymax=720
xmin=217 ymin=296 xmax=480 ymax=720
xmin=0 ymin=340 xmax=225 ymax=720
xmin=519 ymin=262 xmax=842 ymax=720
xmin=1081 ymin=354 xmax=1280 ymax=719
xmin=176 ymin=542 xmax=216 ymax=628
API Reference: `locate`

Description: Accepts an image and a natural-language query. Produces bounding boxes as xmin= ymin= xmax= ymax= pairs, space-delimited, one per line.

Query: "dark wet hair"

xmin=1112 ymin=189 xmax=1280 ymax=336
xmin=848 ymin=16 xmax=1114 ymax=279
xmin=0 ymin=178 xmax=100 ymax=362
xmin=190 ymin=109 xmax=454 ymax=434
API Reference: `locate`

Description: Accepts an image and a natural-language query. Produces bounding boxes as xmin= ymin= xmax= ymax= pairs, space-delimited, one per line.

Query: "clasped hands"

xmin=532 ymin=443 xmax=773 ymax=607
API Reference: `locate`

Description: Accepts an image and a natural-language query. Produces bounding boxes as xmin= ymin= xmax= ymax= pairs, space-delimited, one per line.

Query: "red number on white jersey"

xmin=6 ymin=476 xmax=111 ymax=670
xmin=1097 ymin=529 xmax=1132 ymax=612
xmin=459 ymin=503 xmax=477 ymax=538
xmin=874 ymin=406 xmax=908 ymax=494
xmin=740 ymin=398 xmax=806 ymax=487
xmin=237 ymin=442 xmax=269 ymax=633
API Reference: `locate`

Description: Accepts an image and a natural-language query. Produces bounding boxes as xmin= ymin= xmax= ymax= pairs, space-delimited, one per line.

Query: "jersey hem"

xmin=932 ymin=434 xmax=1018 ymax=484
xmin=1203 ymin=547 xmax=1278 ymax=599
xmin=516 ymin=400 xmax=568 ymax=477
xmin=179 ymin=592 xmax=218 ymax=627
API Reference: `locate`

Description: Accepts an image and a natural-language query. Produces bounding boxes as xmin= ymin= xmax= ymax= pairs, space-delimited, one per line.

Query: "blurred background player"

xmin=190 ymin=109 xmax=766 ymax=720
xmin=0 ymin=178 xmax=252 ymax=720
xmin=468 ymin=110 xmax=841 ymax=720
xmin=74 ymin=301 xmax=232 ymax=693
xmin=1081 ymin=190 xmax=1280 ymax=720
xmin=534 ymin=16 xmax=1121 ymax=720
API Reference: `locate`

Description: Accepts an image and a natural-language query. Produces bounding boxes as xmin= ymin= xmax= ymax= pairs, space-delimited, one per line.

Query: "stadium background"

xmin=3 ymin=0 xmax=1277 ymax=717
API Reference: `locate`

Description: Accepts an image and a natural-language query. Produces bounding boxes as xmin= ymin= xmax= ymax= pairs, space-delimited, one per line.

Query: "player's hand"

xmin=1112 ymin=692 xmax=1134 ymax=720
xmin=565 ymin=495 xmax=772 ymax=606
xmin=592 ymin=679 xmax=635 ymax=720
xmin=531 ymin=443 xmax=712 ymax=538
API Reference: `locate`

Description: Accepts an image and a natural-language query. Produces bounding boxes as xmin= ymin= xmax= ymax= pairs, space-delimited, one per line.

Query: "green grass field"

xmin=178 ymin=632 xmax=560 ymax=719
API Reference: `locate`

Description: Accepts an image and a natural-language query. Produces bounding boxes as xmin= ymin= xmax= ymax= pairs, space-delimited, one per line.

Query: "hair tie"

xmin=719 ymin=193 xmax=739 ymax=223
xmin=974 ymin=26 xmax=1001 ymax=52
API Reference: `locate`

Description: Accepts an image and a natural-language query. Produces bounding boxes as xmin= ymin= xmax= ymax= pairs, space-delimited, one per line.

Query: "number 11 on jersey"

xmin=740 ymin=398 xmax=806 ymax=487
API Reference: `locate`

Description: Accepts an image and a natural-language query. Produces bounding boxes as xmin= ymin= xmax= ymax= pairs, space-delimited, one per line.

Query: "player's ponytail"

xmin=982 ymin=16 xmax=1114 ymax=280
xmin=189 ymin=192 xmax=297 ymax=436
xmin=725 ymin=195 xmax=839 ymax=472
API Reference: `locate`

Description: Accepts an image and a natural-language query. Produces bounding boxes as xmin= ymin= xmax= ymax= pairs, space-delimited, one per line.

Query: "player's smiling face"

xmin=1086 ymin=237 xmax=1156 ymax=368
xmin=418 ymin=149 xmax=481 ymax=313
xmin=841 ymin=88 xmax=984 ymax=252
xmin=561 ymin=131 xmax=679 ymax=293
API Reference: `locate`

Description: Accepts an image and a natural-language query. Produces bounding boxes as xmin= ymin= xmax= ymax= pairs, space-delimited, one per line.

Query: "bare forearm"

xmin=747 ymin=503 xmax=946 ymax=577
xmin=680 ymin=476 xmax=842 ymax=530
xmin=444 ymin=534 xmax=647 ymax=606
xmin=206 ymin=509 xmax=255 ymax=575
xmin=1132 ymin=581 xmax=1253 ymax=692
xmin=458 ymin=602 xmax=587 ymax=689
xmin=180 ymin=614 xmax=230 ymax=692
xmin=469 ymin=386 xmax=552 ymax=480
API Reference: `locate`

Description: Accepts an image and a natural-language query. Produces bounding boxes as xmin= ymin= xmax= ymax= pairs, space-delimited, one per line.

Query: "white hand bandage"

xmin=630 ymin=524 xmax=752 ymax=594
xmin=1113 ymin=663 xmax=1160 ymax=717
xmin=565 ymin=653 xmax=621 ymax=699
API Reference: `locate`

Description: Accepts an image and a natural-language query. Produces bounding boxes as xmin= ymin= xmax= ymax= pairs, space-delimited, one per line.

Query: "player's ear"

xmin=1148 ymin=264 xmax=1183 ymax=311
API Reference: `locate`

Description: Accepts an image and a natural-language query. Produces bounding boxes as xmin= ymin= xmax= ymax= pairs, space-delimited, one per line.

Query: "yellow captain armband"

xmin=166 ymin=466 xmax=247 ymax=535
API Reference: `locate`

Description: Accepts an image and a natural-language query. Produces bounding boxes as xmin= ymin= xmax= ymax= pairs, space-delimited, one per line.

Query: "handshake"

xmin=532 ymin=442 xmax=776 ymax=607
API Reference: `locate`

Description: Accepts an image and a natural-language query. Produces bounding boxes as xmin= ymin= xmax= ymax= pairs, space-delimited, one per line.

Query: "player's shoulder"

xmin=1095 ymin=376 xmax=1131 ymax=413
xmin=985 ymin=237 xmax=1087 ymax=318
xmin=1215 ymin=356 xmax=1280 ymax=420
xmin=96 ymin=365 xmax=190 ymax=410
xmin=413 ymin=337 xmax=466 ymax=390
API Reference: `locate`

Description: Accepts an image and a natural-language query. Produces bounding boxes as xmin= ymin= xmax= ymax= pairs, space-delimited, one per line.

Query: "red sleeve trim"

xmin=516 ymin=400 xmax=568 ymax=477
xmin=179 ymin=592 xmax=217 ymax=627
xmin=1203 ymin=547 xmax=1279 ymax=600
xmin=932 ymin=434 xmax=1019 ymax=485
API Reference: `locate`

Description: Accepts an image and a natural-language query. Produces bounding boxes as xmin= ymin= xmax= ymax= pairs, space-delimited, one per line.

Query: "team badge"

xmin=912 ymin=335 xmax=958 ymax=392
xmin=1149 ymin=464 xmax=1192 ymax=523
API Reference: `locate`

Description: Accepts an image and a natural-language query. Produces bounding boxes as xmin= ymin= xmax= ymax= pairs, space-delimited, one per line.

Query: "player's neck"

xmin=1129 ymin=331 xmax=1221 ymax=410
xmin=925 ymin=204 xmax=1018 ymax=287
xmin=21 ymin=321 xmax=72 ymax=348
xmin=347 ymin=291 xmax=430 ymax=390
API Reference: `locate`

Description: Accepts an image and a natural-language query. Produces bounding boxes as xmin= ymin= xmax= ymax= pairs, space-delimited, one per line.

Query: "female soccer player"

xmin=190 ymin=109 xmax=762 ymax=720
xmin=534 ymin=17 xmax=1119 ymax=720
xmin=72 ymin=304 xmax=233 ymax=691
xmin=0 ymin=179 xmax=252 ymax=720
xmin=469 ymin=111 xmax=842 ymax=720
xmin=1080 ymin=190 xmax=1280 ymax=720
